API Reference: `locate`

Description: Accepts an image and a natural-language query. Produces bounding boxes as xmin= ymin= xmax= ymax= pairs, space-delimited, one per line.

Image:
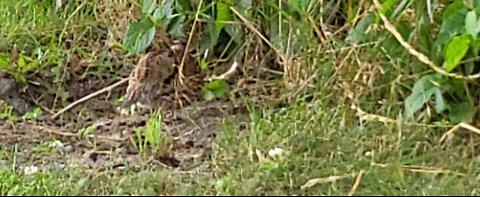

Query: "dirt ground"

xmin=0 ymin=29 xmax=258 ymax=173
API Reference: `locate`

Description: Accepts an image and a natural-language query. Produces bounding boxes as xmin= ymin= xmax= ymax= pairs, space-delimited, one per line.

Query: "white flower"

xmin=48 ymin=140 xmax=64 ymax=148
xmin=268 ymin=147 xmax=285 ymax=160
xmin=24 ymin=165 xmax=38 ymax=175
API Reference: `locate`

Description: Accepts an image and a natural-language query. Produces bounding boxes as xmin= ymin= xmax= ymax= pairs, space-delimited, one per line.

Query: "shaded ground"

xmin=0 ymin=99 xmax=250 ymax=171
xmin=0 ymin=26 xmax=256 ymax=174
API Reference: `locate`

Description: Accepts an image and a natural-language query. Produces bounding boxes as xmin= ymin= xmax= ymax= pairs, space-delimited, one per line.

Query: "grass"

xmin=1 ymin=99 xmax=479 ymax=195
xmin=1 ymin=0 xmax=480 ymax=196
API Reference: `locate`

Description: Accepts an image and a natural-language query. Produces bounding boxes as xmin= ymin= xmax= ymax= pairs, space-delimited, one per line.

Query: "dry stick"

xmin=348 ymin=170 xmax=364 ymax=196
xmin=300 ymin=173 xmax=356 ymax=190
xmin=51 ymin=78 xmax=129 ymax=119
xmin=230 ymin=7 xmax=286 ymax=63
xmin=178 ymin=0 xmax=203 ymax=85
xmin=371 ymin=162 xmax=466 ymax=176
xmin=351 ymin=103 xmax=452 ymax=128
xmin=372 ymin=0 xmax=480 ymax=80
xmin=439 ymin=122 xmax=480 ymax=143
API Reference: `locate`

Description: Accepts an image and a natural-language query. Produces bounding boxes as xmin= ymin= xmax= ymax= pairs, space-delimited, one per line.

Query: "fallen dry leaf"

xmin=301 ymin=173 xmax=355 ymax=190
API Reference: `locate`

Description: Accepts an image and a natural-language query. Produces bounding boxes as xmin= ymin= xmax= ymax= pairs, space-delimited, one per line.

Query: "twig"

xmin=351 ymin=103 xmax=453 ymax=128
xmin=371 ymin=162 xmax=466 ymax=176
xmin=439 ymin=122 xmax=480 ymax=143
xmin=230 ymin=7 xmax=286 ymax=63
xmin=51 ymin=78 xmax=129 ymax=119
xmin=206 ymin=60 xmax=239 ymax=81
xmin=348 ymin=170 xmax=364 ymax=196
xmin=178 ymin=0 xmax=203 ymax=85
xmin=372 ymin=0 xmax=480 ymax=80
xmin=301 ymin=173 xmax=356 ymax=190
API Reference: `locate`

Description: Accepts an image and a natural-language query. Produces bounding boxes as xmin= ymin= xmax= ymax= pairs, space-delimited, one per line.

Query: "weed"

xmin=130 ymin=109 xmax=170 ymax=156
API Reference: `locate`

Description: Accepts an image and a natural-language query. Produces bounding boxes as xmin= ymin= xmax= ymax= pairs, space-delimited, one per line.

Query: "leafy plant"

xmin=402 ymin=1 xmax=480 ymax=123
xmin=352 ymin=0 xmax=480 ymax=123
xmin=123 ymin=0 xmax=186 ymax=56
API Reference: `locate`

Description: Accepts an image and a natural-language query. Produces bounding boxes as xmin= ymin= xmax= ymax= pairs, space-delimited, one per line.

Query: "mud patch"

xmin=0 ymin=100 xmax=249 ymax=173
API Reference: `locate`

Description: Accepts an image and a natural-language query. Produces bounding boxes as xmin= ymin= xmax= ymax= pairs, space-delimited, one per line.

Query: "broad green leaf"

xmin=202 ymin=79 xmax=230 ymax=101
xmin=176 ymin=0 xmax=192 ymax=11
xmin=465 ymin=10 xmax=477 ymax=39
xmin=216 ymin=1 xmax=232 ymax=31
xmin=123 ymin=18 xmax=156 ymax=56
xmin=224 ymin=25 xmax=243 ymax=46
xmin=444 ymin=34 xmax=471 ymax=72
xmin=153 ymin=0 xmax=174 ymax=25
xmin=237 ymin=0 xmax=252 ymax=17
xmin=434 ymin=88 xmax=446 ymax=113
xmin=199 ymin=32 xmax=212 ymax=54
xmin=380 ymin=0 xmax=401 ymax=16
xmin=404 ymin=75 xmax=440 ymax=119
xmin=471 ymin=38 xmax=480 ymax=60
xmin=212 ymin=1 xmax=233 ymax=48
xmin=167 ymin=14 xmax=186 ymax=37
xmin=435 ymin=7 xmax=468 ymax=45
xmin=476 ymin=16 xmax=480 ymax=34
xmin=449 ymin=101 xmax=474 ymax=123
xmin=374 ymin=0 xmax=401 ymax=23
xmin=346 ymin=14 xmax=374 ymax=43
xmin=141 ymin=0 xmax=156 ymax=15
xmin=202 ymin=90 xmax=216 ymax=101
xmin=443 ymin=0 xmax=465 ymax=19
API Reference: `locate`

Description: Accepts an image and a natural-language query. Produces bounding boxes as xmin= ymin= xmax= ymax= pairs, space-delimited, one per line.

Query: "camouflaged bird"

xmin=123 ymin=50 xmax=175 ymax=110
xmin=122 ymin=29 xmax=198 ymax=110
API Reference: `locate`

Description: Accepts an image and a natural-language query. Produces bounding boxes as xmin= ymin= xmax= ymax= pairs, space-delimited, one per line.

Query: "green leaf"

xmin=166 ymin=14 xmax=186 ymax=37
xmin=141 ymin=0 xmax=156 ymax=15
xmin=380 ymin=0 xmax=401 ymax=16
xmin=123 ymin=18 xmax=156 ymax=56
xmin=374 ymin=0 xmax=401 ymax=23
xmin=237 ymin=0 xmax=252 ymax=17
xmin=449 ymin=101 xmax=474 ymax=123
xmin=212 ymin=1 xmax=233 ymax=48
xmin=260 ymin=160 xmax=280 ymax=171
xmin=434 ymin=88 xmax=446 ymax=113
xmin=444 ymin=34 xmax=471 ymax=72
xmin=465 ymin=10 xmax=478 ymax=39
xmin=176 ymin=0 xmax=192 ymax=11
xmin=443 ymin=0 xmax=465 ymax=20
xmin=153 ymin=0 xmax=174 ymax=25
xmin=346 ymin=14 xmax=374 ymax=43
xmin=202 ymin=79 xmax=230 ymax=101
xmin=471 ymin=38 xmax=480 ymax=60
xmin=199 ymin=59 xmax=208 ymax=71
xmin=216 ymin=1 xmax=232 ymax=32
xmin=404 ymin=75 xmax=440 ymax=119
xmin=434 ymin=7 xmax=468 ymax=49
xmin=202 ymin=90 xmax=216 ymax=101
